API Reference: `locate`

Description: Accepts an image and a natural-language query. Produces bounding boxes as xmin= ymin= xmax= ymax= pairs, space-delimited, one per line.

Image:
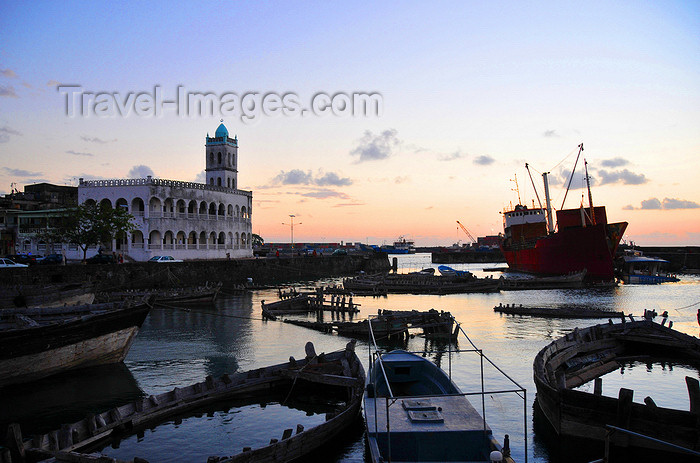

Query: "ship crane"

xmin=456 ymin=221 xmax=477 ymax=245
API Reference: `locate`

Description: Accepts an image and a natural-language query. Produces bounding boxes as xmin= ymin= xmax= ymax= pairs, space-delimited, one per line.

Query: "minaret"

xmin=205 ymin=121 xmax=238 ymax=189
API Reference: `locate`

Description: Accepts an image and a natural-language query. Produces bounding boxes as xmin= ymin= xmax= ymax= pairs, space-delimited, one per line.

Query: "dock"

xmin=284 ymin=309 xmax=458 ymax=341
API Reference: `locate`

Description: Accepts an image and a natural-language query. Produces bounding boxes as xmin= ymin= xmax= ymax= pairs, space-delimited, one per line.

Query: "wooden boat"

xmin=11 ymin=341 xmax=365 ymax=463
xmin=0 ymin=283 xmax=95 ymax=309
xmin=364 ymin=316 xmax=521 ymax=462
xmin=0 ymin=297 xmax=152 ymax=387
xmin=534 ymin=319 xmax=700 ymax=453
xmin=494 ymin=303 xmax=625 ymax=319
xmin=343 ymin=272 xmax=500 ymax=295
xmin=97 ymin=282 xmax=222 ymax=305
xmin=498 ymin=269 xmax=587 ymax=290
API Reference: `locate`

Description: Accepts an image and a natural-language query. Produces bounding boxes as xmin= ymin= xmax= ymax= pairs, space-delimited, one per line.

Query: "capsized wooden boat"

xmin=12 ymin=341 xmax=365 ymax=463
xmin=494 ymin=303 xmax=625 ymax=319
xmin=97 ymin=282 xmax=222 ymax=305
xmin=0 ymin=297 xmax=152 ymax=387
xmin=498 ymin=269 xmax=587 ymax=290
xmin=534 ymin=319 xmax=700 ymax=454
xmin=364 ymin=316 xmax=521 ymax=462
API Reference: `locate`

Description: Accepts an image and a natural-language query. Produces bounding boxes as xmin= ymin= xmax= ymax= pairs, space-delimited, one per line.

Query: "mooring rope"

xmin=672 ymin=300 xmax=700 ymax=312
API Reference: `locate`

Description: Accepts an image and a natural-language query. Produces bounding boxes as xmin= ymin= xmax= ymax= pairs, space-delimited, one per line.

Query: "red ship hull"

xmin=500 ymin=222 xmax=627 ymax=282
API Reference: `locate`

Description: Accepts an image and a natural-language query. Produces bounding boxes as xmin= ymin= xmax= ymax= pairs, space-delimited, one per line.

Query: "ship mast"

xmin=542 ymin=172 xmax=555 ymax=233
xmin=560 ymin=143 xmax=584 ymax=210
xmin=584 ymin=158 xmax=596 ymax=225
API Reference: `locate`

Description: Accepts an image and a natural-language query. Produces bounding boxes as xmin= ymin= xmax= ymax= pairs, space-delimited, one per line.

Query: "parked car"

xmin=37 ymin=254 xmax=64 ymax=265
xmin=8 ymin=254 xmax=38 ymax=265
xmin=85 ymin=254 xmax=116 ymax=264
xmin=0 ymin=258 xmax=29 ymax=268
xmin=331 ymin=249 xmax=348 ymax=256
xmin=148 ymin=255 xmax=184 ymax=263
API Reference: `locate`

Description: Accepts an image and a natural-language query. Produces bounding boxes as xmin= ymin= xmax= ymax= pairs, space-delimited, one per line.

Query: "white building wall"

xmin=73 ymin=176 xmax=253 ymax=261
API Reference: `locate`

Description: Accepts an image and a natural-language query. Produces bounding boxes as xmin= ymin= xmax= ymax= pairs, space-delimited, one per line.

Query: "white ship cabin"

xmin=503 ymin=205 xmax=546 ymax=229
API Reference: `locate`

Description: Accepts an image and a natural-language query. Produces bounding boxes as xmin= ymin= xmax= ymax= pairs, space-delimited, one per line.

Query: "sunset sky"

xmin=1 ymin=1 xmax=698 ymax=246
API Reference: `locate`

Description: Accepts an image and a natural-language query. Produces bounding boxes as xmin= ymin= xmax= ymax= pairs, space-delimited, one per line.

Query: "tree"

xmin=62 ymin=202 xmax=137 ymax=261
xmin=252 ymin=233 xmax=264 ymax=247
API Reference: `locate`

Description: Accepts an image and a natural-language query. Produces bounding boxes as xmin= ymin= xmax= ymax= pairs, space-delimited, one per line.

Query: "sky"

xmin=1 ymin=1 xmax=698 ymax=246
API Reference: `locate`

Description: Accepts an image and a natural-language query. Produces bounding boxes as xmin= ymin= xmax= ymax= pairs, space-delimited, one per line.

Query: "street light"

xmin=282 ymin=214 xmax=302 ymax=249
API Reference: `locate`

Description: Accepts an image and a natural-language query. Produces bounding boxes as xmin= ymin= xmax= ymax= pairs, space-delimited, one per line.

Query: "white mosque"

xmin=75 ymin=122 xmax=253 ymax=261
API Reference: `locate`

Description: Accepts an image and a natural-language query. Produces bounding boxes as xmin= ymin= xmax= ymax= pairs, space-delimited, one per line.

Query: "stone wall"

xmin=0 ymin=254 xmax=391 ymax=291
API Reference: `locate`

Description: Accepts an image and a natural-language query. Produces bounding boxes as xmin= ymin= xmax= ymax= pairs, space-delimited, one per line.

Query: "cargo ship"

xmin=499 ymin=144 xmax=627 ymax=282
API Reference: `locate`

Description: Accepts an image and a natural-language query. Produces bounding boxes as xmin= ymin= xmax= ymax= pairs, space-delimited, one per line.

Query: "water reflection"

xmin=0 ymin=363 xmax=143 ymax=436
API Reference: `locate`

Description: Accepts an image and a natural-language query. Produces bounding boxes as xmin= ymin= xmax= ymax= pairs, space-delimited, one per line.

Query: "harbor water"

xmin=2 ymin=253 xmax=700 ymax=462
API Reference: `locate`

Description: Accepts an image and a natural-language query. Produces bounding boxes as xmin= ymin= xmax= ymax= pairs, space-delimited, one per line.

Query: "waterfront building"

xmin=2 ymin=123 xmax=253 ymax=261
xmin=77 ymin=123 xmax=253 ymax=261
xmin=0 ymin=183 xmax=78 ymax=256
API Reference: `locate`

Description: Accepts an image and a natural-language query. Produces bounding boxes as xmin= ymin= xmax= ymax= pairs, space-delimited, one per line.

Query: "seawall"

xmin=0 ymin=254 xmax=391 ymax=291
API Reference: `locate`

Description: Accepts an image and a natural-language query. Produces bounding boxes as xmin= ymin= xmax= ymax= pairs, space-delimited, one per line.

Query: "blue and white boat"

xmin=437 ymin=264 xmax=473 ymax=278
xmin=621 ymin=255 xmax=680 ymax=284
xmin=364 ymin=316 xmax=523 ymax=463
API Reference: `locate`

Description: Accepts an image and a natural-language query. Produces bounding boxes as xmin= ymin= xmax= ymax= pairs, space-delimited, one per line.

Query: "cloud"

xmin=46 ymin=80 xmax=61 ymax=87
xmin=600 ymin=157 xmax=628 ymax=168
xmin=0 ymin=85 xmax=18 ymax=98
xmin=350 ymin=128 xmax=400 ymax=162
xmin=640 ymin=198 xmax=662 ymax=209
xmin=0 ymin=125 xmax=22 ymax=143
xmin=438 ymin=150 xmax=465 ymax=162
xmin=3 ymin=167 xmax=42 ymax=177
xmin=473 ymin=155 xmax=495 ymax=166
xmin=627 ymin=197 xmax=699 ymax=210
xmin=127 ymin=165 xmax=154 ymax=178
xmin=194 ymin=170 xmax=206 ymax=183
xmin=333 ymin=201 xmax=366 ymax=207
xmin=80 ymin=136 xmax=117 ymax=144
xmin=394 ymin=176 xmax=409 ymax=184
xmin=315 ymin=171 xmax=352 ymax=186
xmin=22 ymin=82 xmax=32 ymax=89
xmin=1 ymin=69 xmax=17 ymax=78
xmin=300 ymin=189 xmax=349 ymax=199
xmin=273 ymin=169 xmax=313 ymax=185
xmin=543 ymin=129 xmax=559 ymax=138
xmin=66 ymin=150 xmax=94 ymax=157
xmin=662 ymin=198 xmax=700 ymax=209
xmin=596 ymin=169 xmax=648 ymax=185
xmin=271 ymin=169 xmax=352 ymax=187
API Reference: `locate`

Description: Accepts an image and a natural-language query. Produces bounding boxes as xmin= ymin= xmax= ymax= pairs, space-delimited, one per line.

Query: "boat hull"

xmin=0 ymin=303 xmax=151 ymax=387
xmin=533 ymin=320 xmax=700 ymax=453
xmin=501 ymin=222 xmax=627 ymax=282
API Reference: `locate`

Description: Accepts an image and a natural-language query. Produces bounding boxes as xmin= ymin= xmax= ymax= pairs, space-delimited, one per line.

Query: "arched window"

xmin=217 ymin=152 xmax=222 ymax=164
xmin=217 ymin=177 xmax=222 ymax=186
xmin=227 ymin=178 xmax=231 ymax=188
xmin=209 ymin=178 xmax=214 ymax=185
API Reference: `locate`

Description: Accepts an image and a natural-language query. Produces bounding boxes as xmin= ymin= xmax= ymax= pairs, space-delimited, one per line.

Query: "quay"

xmin=0 ymin=254 xmax=391 ymax=292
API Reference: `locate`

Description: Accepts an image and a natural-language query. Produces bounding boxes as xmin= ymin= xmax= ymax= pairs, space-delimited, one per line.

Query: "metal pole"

xmin=386 ymin=396 xmax=391 ymax=462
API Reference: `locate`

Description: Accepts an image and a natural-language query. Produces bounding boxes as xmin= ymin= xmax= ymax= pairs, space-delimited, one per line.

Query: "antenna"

xmin=510 ymin=174 xmax=522 ymax=205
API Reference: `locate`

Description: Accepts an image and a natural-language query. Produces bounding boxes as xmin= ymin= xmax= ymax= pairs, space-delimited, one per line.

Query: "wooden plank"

xmin=279 ymin=369 xmax=360 ymax=387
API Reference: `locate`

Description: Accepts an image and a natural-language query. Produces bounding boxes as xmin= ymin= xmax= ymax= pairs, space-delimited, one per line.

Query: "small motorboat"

xmin=364 ymin=317 xmax=520 ymax=462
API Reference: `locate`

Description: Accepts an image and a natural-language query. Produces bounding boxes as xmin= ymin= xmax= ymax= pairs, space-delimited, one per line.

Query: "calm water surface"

xmin=3 ymin=254 xmax=700 ymax=462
